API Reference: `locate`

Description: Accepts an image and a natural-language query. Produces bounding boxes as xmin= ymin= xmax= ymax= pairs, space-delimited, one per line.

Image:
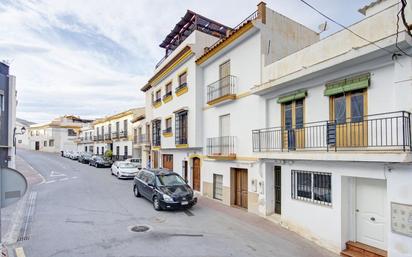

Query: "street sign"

xmin=1 ymin=167 xmax=27 ymax=208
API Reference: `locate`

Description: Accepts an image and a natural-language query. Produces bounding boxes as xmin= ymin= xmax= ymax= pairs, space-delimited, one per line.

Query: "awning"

xmin=324 ymin=73 xmax=370 ymax=96
xmin=277 ymin=89 xmax=307 ymax=104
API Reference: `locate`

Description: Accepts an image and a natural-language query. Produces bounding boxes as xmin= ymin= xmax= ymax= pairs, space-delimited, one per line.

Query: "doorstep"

xmin=341 ymin=241 xmax=387 ymax=257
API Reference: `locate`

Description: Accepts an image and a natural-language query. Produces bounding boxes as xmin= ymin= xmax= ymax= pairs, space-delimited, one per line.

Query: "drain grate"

xmin=17 ymin=192 xmax=37 ymax=242
xmin=130 ymin=225 xmax=150 ymax=233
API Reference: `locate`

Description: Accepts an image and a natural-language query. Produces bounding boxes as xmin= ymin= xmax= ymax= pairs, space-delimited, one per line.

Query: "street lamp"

xmin=13 ymin=126 xmax=26 ymax=154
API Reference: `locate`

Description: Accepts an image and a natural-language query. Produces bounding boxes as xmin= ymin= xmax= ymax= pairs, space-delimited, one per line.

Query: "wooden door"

xmin=331 ymin=91 xmax=367 ymax=148
xmin=162 ymin=154 xmax=173 ymax=170
xmin=234 ymin=169 xmax=248 ymax=208
xmin=274 ymin=166 xmax=281 ymax=214
xmin=192 ymin=157 xmax=201 ymax=191
xmin=153 ymin=151 xmax=159 ymax=169
xmin=219 ymin=60 xmax=230 ymax=94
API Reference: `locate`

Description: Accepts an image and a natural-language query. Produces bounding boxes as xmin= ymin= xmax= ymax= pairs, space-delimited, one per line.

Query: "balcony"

xmin=163 ymin=91 xmax=173 ymax=103
xmin=252 ymin=111 xmax=411 ymax=153
xmin=104 ymin=133 xmax=111 ymax=140
xmin=119 ymin=131 xmax=127 ymax=138
xmin=112 ymin=132 xmax=119 ymax=139
xmin=97 ymin=135 xmax=104 ymax=141
xmin=136 ymin=134 xmax=150 ymax=145
xmin=207 ymin=75 xmax=236 ymax=106
xmin=153 ymin=99 xmax=162 ymax=108
xmin=93 ymin=136 xmax=98 ymax=141
xmin=175 ymin=83 xmax=188 ymax=96
xmin=207 ymin=136 xmax=236 ymax=160
xmin=162 ymin=127 xmax=173 ymax=137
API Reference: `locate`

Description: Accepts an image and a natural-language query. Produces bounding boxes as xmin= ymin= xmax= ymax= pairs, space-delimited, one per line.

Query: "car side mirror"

xmin=148 ymin=182 xmax=155 ymax=187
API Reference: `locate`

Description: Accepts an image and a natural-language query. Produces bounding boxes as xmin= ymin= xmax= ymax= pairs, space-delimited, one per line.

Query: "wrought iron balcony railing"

xmin=252 ymin=111 xmax=411 ymax=152
xmin=137 ymin=134 xmax=150 ymax=145
xmin=112 ymin=131 xmax=119 ymax=139
xmin=119 ymin=131 xmax=127 ymax=138
xmin=207 ymin=75 xmax=236 ymax=104
xmin=207 ymin=136 xmax=236 ymax=157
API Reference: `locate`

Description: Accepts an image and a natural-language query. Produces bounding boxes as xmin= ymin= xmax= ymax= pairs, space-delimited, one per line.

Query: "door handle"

xmin=355 ymin=209 xmax=359 ymax=212
xmin=370 ymin=217 xmax=375 ymax=221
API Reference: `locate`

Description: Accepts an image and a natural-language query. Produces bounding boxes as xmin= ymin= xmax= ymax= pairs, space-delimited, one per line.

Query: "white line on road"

xmin=72 ymin=176 xmax=78 ymax=179
xmin=50 ymin=170 xmax=66 ymax=177
xmin=15 ymin=247 xmax=26 ymax=257
xmin=45 ymin=180 xmax=56 ymax=184
xmin=59 ymin=178 xmax=69 ymax=181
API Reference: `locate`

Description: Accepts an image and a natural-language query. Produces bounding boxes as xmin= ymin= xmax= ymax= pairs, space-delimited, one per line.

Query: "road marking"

xmin=50 ymin=171 xmax=66 ymax=177
xmin=45 ymin=180 xmax=56 ymax=184
xmin=15 ymin=247 xmax=26 ymax=257
xmin=59 ymin=178 xmax=69 ymax=181
xmin=72 ymin=176 xmax=78 ymax=179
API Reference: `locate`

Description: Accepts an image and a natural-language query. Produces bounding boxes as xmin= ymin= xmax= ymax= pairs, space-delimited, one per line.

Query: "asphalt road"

xmin=13 ymin=149 xmax=337 ymax=257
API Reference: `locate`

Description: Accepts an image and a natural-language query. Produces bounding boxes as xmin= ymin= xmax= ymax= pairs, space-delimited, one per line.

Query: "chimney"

xmin=257 ymin=1 xmax=267 ymax=24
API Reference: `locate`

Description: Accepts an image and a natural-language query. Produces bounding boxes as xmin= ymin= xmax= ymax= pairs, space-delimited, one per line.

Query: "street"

xmin=10 ymin=149 xmax=337 ymax=257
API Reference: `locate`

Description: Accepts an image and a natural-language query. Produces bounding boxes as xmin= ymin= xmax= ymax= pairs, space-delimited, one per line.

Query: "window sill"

xmin=153 ymin=101 xmax=162 ymax=108
xmin=163 ymin=132 xmax=173 ymax=137
xmin=175 ymin=86 xmax=188 ymax=96
xmin=163 ymin=95 xmax=173 ymax=103
xmin=176 ymin=144 xmax=188 ymax=148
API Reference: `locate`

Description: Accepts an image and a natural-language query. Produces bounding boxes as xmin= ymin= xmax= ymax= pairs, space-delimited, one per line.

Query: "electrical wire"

xmin=297 ymin=0 xmax=401 ymax=57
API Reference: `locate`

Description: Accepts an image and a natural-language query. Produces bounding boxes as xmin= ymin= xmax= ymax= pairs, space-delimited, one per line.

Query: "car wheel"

xmin=133 ymin=185 xmax=141 ymax=197
xmin=117 ymin=172 xmax=120 ymax=179
xmin=95 ymin=163 xmax=98 ymax=168
xmin=153 ymin=196 xmax=161 ymax=211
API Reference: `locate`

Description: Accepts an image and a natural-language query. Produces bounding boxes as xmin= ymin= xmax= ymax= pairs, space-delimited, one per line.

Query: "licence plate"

xmin=181 ymin=201 xmax=189 ymax=205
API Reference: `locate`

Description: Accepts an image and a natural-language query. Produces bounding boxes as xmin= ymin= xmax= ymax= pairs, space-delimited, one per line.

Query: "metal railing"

xmin=104 ymin=133 xmax=111 ymax=140
xmin=119 ymin=131 xmax=127 ymax=138
xmin=163 ymin=91 xmax=172 ymax=100
xmin=163 ymin=127 xmax=172 ymax=134
xmin=137 ymin=134 xmax=149 ymax=144
xmin=207 ymin=75 xmax=236 ymax=103
xmin=207 ymin=136 xmax=236 ymax=156
xmin=153 ymin=99 xmax=162 ymax=106
xmin=175 ymin=83 xmax=187 ymax=93
xmin=252 ymin=111 xmax=412 ymax=152
xmin=112 ymin=131 xmax=119 ymax=139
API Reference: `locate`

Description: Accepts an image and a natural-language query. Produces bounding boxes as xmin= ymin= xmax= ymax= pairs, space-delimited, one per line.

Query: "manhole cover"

xmin=129 ymin=225 xmax=151 ymax=233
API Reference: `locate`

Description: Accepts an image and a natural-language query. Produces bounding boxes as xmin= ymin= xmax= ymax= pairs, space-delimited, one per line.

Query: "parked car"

xmin=69 ymin=151 xmax=80 ymax=160
xmin=125 ymin=158 xmax=142 ymax=169
xmin=62 ymin=150 xmax=72 ymax=158
xmin=111 ymin=161 xmax=139 ymax=179
xmin=78 ymin=152 xmax=93 ymax=164
xmin=133 ymin=168 xmax=197 ymax=211
xmin=89 ymin=156 xmax=112 ymax=168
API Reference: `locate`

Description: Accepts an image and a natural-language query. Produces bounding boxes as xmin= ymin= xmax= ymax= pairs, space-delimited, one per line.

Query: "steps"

xmin=341 ymin=241 xmax=387 ymax=257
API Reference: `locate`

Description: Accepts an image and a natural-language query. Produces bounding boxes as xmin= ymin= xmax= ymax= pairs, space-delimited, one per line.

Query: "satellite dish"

xmin=318 ymin=21 xmax=328 ymax=33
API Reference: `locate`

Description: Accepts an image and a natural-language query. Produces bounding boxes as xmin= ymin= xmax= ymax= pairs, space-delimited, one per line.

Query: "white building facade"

xmin=75 ymin=124 xmax=94 ymax=153
xmin=140 ymin=11 xmax=232 ymax=188
xmin=93 ymin=108 xmax=144 ymax=160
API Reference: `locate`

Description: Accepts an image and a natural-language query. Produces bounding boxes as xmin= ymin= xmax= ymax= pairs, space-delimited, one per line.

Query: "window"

xmin=44 ymin=141 xmax=47 ymax=147
xmin=179 ymin=72 xmax=187 ymax=87
xmin=96 ymin=147 xmax=99 ymax=154
xmin=165 ymin=117 xmax=172 ymax=133
xmin=213 ymin=174 xmax=223 ymax=200
xmin=291 ymin=170 xmax=331 ymax=205
xmin=123 ymin=119 xmax=128 ymax=135
xmin=116 ymin=146 xmax=120 ymax=158
xmin=18 ymin=140 xmax=22 ymax=144
xmin=155 ymin=90 xmax=161 ymax=101
xmin=0 ymin=94 xmax=4 ymax=112
xmin=175 ymin=111 xmax=188 ymax=145
xmin=152 ymin=120 xmax=161 ymax=146
xmin=351 ymin=92 xmax=364 ymax=123
xmin=124 ymin=146 xmax=128 ymax=158
xmin=68 ymin=129 xmax=77 ymax=136
xmin=165 ymin=82 xmax=172 ymax=96
xmin=334 ymin=95 xmax=346 ymax=124
xmin=295 ymin=99 xmax=304 ymax=129
xmin=49 ymin=139 xmax=54 ymax=147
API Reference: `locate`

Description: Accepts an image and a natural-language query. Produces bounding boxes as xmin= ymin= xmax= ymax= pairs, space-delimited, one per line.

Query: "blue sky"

xmin=0 ymin=0 xmax=371 ymax=123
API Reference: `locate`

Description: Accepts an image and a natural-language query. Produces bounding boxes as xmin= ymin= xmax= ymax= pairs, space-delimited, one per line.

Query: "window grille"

xmin=291 ymin=170 xmax=332 ymax=206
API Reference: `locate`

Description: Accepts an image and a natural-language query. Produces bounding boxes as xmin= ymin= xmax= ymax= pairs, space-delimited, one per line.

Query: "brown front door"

xmin=234 ymin=168 xmax=248 ymax=208
xmin=162 ymin=154 xmax=173 ymax=170
xmin=192 ymin=157 xmax=201 ymax=191
xmin=153 ymin=151 xmax=159 ymax=169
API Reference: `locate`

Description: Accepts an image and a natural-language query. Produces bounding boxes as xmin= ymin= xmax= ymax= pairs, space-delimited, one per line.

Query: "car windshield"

xmin=156 ymin=174 xmax=186 ymax=186
xmin=119 ymin=163 xmax=135 ymax=168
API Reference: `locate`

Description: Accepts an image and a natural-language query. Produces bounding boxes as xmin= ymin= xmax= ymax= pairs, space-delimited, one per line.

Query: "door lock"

xmin=370 ymin=217 xmax=376 ymax=221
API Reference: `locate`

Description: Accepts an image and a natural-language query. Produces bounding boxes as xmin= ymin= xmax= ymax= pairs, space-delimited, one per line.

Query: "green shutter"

xmin=277 ymin=90 xmax=307 ymax=104
xmin=324 ymin=73 xmax=370 ymax=96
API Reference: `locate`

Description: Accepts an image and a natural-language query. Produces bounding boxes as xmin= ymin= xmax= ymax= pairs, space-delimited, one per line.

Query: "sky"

xmin=0 ymin=0 xmax=372 ymax=123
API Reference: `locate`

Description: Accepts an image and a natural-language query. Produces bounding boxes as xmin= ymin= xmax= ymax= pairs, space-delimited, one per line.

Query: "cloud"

xmin=0 ymin=0 xmax=371 ymax=123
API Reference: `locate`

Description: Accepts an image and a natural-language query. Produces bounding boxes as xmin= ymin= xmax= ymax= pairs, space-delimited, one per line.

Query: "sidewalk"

xmin=1 ymin=154 xmax=44 ymax=256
